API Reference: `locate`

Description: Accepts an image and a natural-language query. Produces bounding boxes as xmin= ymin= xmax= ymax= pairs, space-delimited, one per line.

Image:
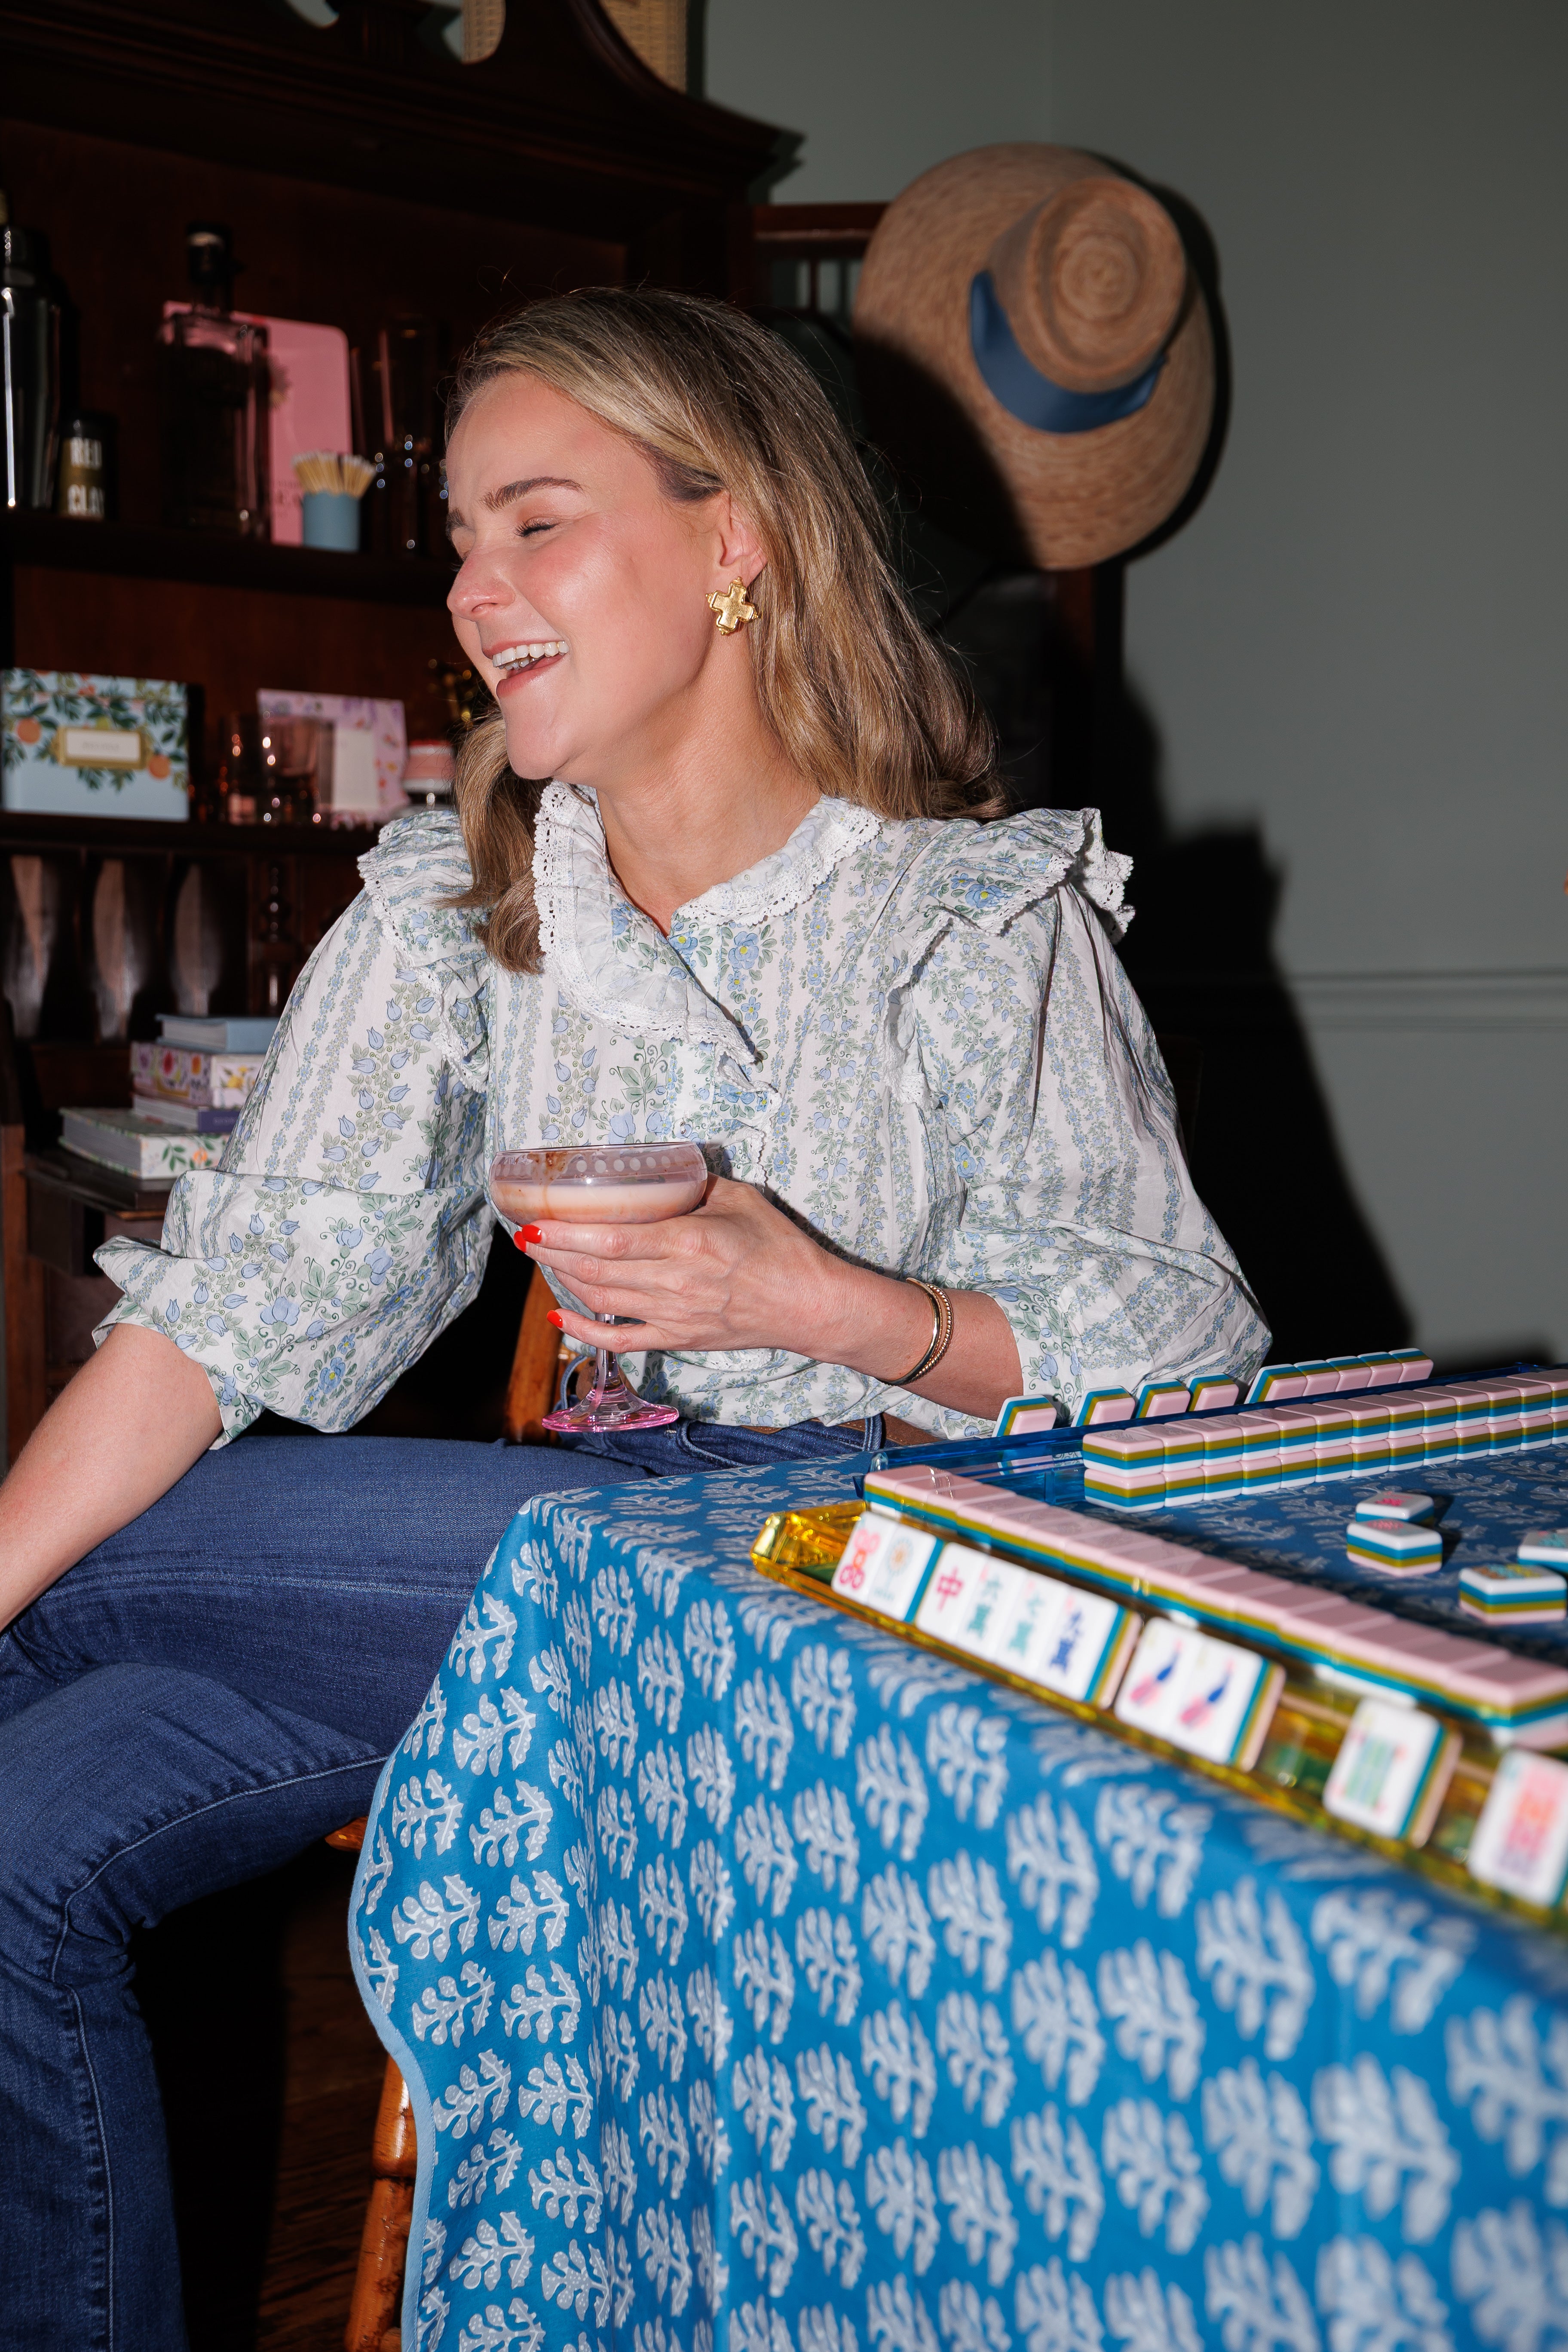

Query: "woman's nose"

xmin=447 ymin=545 xmax=509 ymax=619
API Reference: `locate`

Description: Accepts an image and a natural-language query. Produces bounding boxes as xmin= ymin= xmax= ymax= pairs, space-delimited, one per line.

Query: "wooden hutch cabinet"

xmin=0 ymin=0 xmax=782 ymax=1458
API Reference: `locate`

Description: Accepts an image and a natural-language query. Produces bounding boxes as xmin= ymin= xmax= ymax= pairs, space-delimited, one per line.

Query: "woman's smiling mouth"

xmin=488 ymin=638 xmax=567 ymax=683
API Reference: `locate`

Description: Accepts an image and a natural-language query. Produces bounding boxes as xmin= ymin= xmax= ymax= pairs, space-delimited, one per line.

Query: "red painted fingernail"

xmin=520 ymin=1223 xmax=543 ymax=1244
xmin=547 ymin=1308 xmax=564 ymax=1329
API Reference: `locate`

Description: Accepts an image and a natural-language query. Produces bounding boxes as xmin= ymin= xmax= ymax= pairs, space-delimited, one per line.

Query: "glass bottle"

xmin=0 ymin=196 xmax=61 ymax=512
xmin=374 ymin=317 xmax=438 ymax=557
xmin=157 ymin=223 xmax=270 ymax=536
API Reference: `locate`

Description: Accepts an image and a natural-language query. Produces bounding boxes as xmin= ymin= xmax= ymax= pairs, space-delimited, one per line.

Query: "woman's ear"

xmin=709 ymin=492 xmax=769 ymax=591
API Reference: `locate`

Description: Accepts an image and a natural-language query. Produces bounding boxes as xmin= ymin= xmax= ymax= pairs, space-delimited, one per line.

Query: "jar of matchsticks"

xmin=293 ymin=451 xmax=376 ymax=551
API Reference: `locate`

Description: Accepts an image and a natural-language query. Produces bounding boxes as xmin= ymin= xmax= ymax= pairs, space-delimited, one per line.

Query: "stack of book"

xmin=61 ymin=1014 xmax=276 ymax=1181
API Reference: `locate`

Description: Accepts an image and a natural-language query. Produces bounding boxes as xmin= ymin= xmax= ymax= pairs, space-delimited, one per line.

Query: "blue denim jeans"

xmin=0 ymin=1421 xmax=873 ymax=2349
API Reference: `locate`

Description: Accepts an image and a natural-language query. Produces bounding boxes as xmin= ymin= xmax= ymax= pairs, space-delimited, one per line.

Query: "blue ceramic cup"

xmin=301 ymin=490 xmax=361 ymax=551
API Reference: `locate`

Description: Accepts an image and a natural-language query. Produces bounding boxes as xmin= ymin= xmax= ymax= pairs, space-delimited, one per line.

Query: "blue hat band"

xmin=969 ymin=270 xmax=1165 ymax=436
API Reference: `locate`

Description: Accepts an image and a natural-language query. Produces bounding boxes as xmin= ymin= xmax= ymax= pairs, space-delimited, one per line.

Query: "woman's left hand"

xmin=520 ymin=1176 xmax=934 ymax=1370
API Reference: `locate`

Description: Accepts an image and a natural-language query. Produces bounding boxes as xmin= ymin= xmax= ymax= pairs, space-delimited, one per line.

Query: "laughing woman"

xmin=0 ymin=288 xmax=1264 ymax=2346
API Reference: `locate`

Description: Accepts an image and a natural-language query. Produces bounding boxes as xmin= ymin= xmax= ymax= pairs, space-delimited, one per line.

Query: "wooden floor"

xmin=136 ymin=1841 xmax=387 ymax=2352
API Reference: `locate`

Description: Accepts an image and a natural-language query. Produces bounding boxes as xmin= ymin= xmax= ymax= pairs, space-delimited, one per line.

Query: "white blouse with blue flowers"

xmin=96 ymin=786 xmax=1268 ymax=1440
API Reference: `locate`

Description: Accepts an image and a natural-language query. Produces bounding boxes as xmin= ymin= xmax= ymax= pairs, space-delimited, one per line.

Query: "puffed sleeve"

xmin=889 ymin=807 xmax=1268 ymax=1429
xmin=93 ymin=810 xmax=493 ymax=1442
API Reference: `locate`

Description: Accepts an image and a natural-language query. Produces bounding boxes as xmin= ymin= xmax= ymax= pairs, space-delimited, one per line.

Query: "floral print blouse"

xmin=96 ymin=787 xmax=1268 ymax=1441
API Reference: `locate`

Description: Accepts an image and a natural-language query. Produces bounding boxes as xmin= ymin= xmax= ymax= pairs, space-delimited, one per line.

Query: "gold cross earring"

xmin=707 ymin=580 xmax=758 ymax=634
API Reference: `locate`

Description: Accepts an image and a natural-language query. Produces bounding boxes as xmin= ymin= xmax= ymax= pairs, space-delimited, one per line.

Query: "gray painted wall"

xmin=707 ymin=0 xmax=1568 ymax=1366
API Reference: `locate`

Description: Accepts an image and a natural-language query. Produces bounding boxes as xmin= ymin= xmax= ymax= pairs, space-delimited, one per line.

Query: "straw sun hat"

xmin=853 ymin=143 xmax=1216 ymax=570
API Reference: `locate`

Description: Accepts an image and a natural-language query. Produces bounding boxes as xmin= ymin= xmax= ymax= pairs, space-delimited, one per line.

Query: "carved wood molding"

xmin=0 ymin=0 xmax=784 ymax=236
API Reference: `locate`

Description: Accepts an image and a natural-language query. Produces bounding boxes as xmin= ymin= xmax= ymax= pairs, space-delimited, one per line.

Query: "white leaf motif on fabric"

xmin=1103 ymin=2271 xmax=1201 ymax=2352
xmin=1100 ymin=2099 xmax=1208 ymax=2254
xmin=926 ymin=1705 xmax=1010 ymax=1828
xmin=1451 ymin=2203 xmax=1568 ymax=2352
xmin=1009 ymin=2106 xmax=1103 ymax=2261
xmin=471 ymin=1783 xmax=552 ymax=1870
xmin=734 ymin=2050 xmax=797 ymax=2168
xmin=937 ymin=2143 xmax=1017 ymax=2286
xmin=798 ymin=2044 xmax=869 ymax=2164
xmin=1311 ymin=2055 xmax=1458 ymax=2243
xmin=797 ymin=2170 xmax=867 ymax=2288
xmin=636 ymin=1630 xmax=685 ymax=1733
xmin=692 ymin=2204 xmax=729 ymax=2312
xmin=393 ymin=1772 xmax=464 ymax=1858
xmin=637 ymin=2085 xmax=690 ymax=2194
xmin=867 ymin=2276 xmax=939 ymax=2352
xmin=928 ymin=1854 xmax=1013 ymax=1991
xmin=733 ymin=1923 xmax=796 ymax=2043
xmin=413 ymin=1960 xmax=496 ymax=2048
xmin=637 ymin=1743 xmax=689 ymax=1848
xmin=732 ymin=2175 xmax=799 ymax=2293
xmin=1013 ymin=2261 xmax=1103 ymax=2352
xmin=800 ymin=2304 xmax=860 ymax=2352
xmin=683 ymin=1598 xmax=736 ymax=1699
xmin=395 ymin=1875 xmax=481 ymax=1962
xmin=689 ymin=2077 xmax=732 ymax=2185
xmin=686 ymin=1967 xmax=734 ymax=2070
xmin=1204 ymin=2237 xmax=1320 ymax=2352
xmin=527 ymin=2147 xmax=602 ymax=2233
xmin=637 ymin=1854 xmax=688 ymax=1965
xmin=638 ymin=1972 xmax=688 ymax=2079
xmin=736 ymin=1671 xmax=796 ymax=1792
xmin=687 ymin=1725 xmax=738 ymax=1831
xmin=936 ymin=1993 xmax=1016 ymax=2125
xmin=1446 ymin=1995 xmax=1568 ymax=2203
xmin=857 ymin=1728 xmax=931 ymax=1859
xmin=449 ymin=1595 xmax=518 ymax=1687
xmin=487 ymin=1872 xmax=569 ymax=1957
xmin=1096 ymin=1942 xmax=1203 ymax=2100
xmin=937 ymin=2278 xmax=1012 ymax=2352
xmin=689 ymin=1839 xmax=737 ymax=1940
xmin=1310 ymin=1889 xmax=1474 ymax=2032
xmin=736 ymin=1797 xmax=798 ymax=1916
xmin=1312 ymin=2236 xmax=1451 ymax=2352
xmin=499 ymin=1963 xmax=579 ymax=2046
xmin=863 ymin=2000 xmax=937 ymax=2138
xmin=1202 ymin=2059 xmax=1319 ymax=2239
xmin=865 ymin=2138 xmax=939 ymax=2274
xmin=515 ymin=2052 xmax=593 ymax=2139
xmin=1094 ymin=1785 xmax=1209 ymax=1918
xmin=1011 ymin=1954 xmax=1105 ymax=2106
xmin=793 ymin=1643 xmax=858 ymax=1756
xmin=797 ymin=1907 xmax=863 ymax=2024
xmin=1003 ymin=1795 xmax=1098 ymax=1947
xmin=1196 ymin=1878 xmax=1315 ymax=2060
xmin=795 ymin=1780 xmax=861 ymax=1904
xmin=862 ymin=1868 xmax=936 ymax=1996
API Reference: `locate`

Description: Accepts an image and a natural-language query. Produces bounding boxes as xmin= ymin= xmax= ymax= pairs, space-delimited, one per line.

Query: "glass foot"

xmin=542 ymin=1396 xmax=681 ymax=1435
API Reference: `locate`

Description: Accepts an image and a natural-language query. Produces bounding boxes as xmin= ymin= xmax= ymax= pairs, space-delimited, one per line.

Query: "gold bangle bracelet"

xmin=894 ymin=1277 xmax=953 ymax=1386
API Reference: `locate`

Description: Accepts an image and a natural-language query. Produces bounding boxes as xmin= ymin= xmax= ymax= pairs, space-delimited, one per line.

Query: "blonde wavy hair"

xmin=445 ymin=287 xmax=1001 ymax=973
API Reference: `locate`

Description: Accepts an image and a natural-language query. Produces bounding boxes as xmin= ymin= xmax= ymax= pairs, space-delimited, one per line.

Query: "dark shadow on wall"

xmin=1091 ymin=621 xmax=1413 ymax=1361
xmin=779 ymin=183 xmax=1413 ymax=1361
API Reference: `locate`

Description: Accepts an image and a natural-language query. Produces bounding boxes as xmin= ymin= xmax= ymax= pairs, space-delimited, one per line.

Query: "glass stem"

xmin=591 ymin=1312 xmax=631 ymax=1407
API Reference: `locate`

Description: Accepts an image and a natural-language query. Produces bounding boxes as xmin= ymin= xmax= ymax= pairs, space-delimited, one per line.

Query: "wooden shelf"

xmin=5 ymin=513 xmax=453 ymax=608
xmin=26 ymin=1145 xmax=174 ymax=1216
xmin=0 ymin=810 xmax=378 ymax=854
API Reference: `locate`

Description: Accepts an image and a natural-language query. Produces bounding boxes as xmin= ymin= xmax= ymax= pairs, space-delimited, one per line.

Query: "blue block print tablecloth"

xmin=350 ymin=1460 xmax=1568 ymax=2352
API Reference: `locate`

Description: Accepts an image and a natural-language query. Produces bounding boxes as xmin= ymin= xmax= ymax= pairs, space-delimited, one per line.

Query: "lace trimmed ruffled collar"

xmin=532 ymin=784 xmax=880 ymax=1054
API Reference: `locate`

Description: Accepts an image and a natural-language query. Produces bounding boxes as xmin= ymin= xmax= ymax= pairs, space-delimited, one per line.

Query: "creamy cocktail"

xmin=488 ymin=1143 xmax=708 ymax=1432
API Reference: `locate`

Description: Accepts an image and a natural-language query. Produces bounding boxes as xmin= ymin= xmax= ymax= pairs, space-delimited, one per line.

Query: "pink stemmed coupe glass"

xmin=488 ymin=1141 xmax=708 ymax=1435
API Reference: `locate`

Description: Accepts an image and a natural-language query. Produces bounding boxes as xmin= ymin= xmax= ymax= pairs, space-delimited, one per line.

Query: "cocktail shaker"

xmin=1 ymin=199 xmax=61 ymax=512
